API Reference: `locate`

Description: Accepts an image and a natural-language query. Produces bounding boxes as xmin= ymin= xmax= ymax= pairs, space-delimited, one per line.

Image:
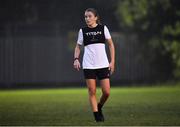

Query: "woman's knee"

xmin=103 ymin=90 xmax=110 ymax=98
xmin=88 ymin=88 xmax=96 ymax=96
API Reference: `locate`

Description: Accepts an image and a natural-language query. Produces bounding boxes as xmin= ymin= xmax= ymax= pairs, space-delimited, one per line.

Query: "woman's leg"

xmin=99 ymin=78 xmax=110 ymax=107
xmin=86 ymin=79 xmax=98 ymax=112
xmin=86 ymin=79 xmax=104 ymax=122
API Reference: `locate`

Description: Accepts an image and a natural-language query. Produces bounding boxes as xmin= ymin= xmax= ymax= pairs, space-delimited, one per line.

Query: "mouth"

xmin=87 ymin=22 xmax=92 ymax=26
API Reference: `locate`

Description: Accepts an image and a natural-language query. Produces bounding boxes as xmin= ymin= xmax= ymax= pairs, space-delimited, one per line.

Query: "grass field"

xmin=0 ymin=85 xmax=180 ymax=126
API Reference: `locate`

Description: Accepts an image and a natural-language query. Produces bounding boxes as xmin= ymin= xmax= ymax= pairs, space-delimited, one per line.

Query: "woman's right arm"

xmin=73 ymin=44 xmax=81 ymax=71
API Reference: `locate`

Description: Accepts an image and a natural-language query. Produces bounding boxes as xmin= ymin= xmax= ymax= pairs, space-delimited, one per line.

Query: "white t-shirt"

xmin=77 ymin=25 xmax=111 ymax=69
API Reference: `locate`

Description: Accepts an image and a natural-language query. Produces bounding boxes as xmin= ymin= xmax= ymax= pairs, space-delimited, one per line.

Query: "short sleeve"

xmin=77 ymin=29 xmax=83 ymax=45
xmin=104 ymin=25 xmax=111 ymax=39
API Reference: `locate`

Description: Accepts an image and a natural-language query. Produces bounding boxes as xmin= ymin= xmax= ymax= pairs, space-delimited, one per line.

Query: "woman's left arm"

xmin=106 ymin=38 xmax=115 ymax=74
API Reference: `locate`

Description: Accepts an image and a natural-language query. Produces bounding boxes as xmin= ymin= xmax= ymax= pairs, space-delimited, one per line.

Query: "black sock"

xmin=97 ymin=103 xmax=105 ymax=121
xmin=93 ymin=112 xmax=102 ymax=122
xmin=93 ymin=112 xmax=99 ymax=116
xmin=93 ymin=112 xmax=104 ymax=122
xmin=98 ymin=103 xmax=103 ymax=110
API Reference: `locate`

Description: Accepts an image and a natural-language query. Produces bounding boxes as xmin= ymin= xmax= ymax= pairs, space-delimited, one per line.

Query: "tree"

xmin=116 ymin=0 xmax=180 ymax=79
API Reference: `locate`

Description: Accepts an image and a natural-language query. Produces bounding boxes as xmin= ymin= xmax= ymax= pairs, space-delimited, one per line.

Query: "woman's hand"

xmin=109 ymin=62 xmax=115 ymax=75
xmin=73 ymin=59 xmax=81 ymax=71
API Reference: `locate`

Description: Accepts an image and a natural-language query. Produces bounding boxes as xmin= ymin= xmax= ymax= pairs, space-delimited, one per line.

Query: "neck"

xmin=88 ymin=23 xmax=98 ymax=28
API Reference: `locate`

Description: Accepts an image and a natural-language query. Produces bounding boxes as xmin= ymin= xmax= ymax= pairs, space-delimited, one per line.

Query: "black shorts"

xmin=83 ymin=67 xmax=110 ymax=80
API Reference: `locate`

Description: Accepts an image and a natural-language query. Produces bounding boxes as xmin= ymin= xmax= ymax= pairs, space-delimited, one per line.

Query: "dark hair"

xmin=85 ymin=8 xmax=101 ymax=24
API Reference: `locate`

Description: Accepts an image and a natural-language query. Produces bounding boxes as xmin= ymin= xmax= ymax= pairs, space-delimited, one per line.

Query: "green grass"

xmin=0 ymin=85 xmax=180 ymax=126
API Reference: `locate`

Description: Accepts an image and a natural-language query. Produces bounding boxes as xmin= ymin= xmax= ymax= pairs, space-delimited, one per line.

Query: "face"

xmin=84 ymin=11 xmax=97 ymax=26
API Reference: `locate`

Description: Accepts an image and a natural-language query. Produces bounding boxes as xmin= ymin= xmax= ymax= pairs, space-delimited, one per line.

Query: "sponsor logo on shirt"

xmin=85 ymin=31 xmax=102 ymax=36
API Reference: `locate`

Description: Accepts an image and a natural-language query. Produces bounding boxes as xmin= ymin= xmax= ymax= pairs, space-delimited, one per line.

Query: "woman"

xmin=73 ymin=8 xmax=115 ymax=122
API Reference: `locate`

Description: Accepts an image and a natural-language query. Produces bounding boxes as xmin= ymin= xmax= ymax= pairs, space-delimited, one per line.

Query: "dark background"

xmin=0 ymin=0 xmax=179 ymax=88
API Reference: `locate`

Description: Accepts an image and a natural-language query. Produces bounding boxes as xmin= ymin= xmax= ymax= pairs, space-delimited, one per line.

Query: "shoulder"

xmin=98 ymin=24 xmax=109 ymax=31
xmin=104 ymin=25 xmax=111 ymax=32
xmin=78 ymin=29 xmax=82 ymax=33
xmin=81 ymin=26 xmax=89 ymax=30
xmin=103 ymin=24 xmax=109 ymax=29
